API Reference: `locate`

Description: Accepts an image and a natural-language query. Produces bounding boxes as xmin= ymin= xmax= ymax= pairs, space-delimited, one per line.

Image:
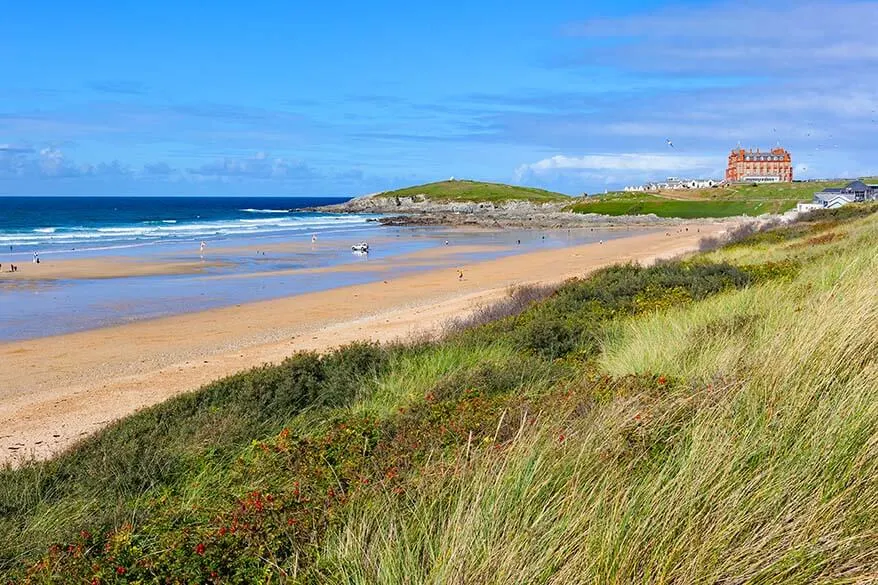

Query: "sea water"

xmin=0 ymin=196 xmax=366 ymax=255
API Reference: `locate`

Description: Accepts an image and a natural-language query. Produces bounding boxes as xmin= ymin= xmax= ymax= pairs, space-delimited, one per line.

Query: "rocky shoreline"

xmin=306 ymin=194 xmax=697 ymax=229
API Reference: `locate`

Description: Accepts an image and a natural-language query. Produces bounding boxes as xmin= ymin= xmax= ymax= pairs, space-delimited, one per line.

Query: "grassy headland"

xmin=2 ymin=205 xmax=877 ymax=583
xmin=568 ymin=180 xmax=845 ymax=218
xmin=372 ymin=179 xmax=570 ymax=203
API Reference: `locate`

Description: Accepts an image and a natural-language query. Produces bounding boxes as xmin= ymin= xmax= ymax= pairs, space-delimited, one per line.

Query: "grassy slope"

xmin=568 ymin=180 xmax=845 ymax=218
xmin=373 ymin=180 xmax=570 ymax=203
xmin=3 ymin=206 xmax=878 ymax=583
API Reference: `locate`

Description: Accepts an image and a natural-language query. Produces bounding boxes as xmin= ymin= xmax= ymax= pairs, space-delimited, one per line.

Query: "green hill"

xmin=374 ymin=179 xmax=570 ymax=203
xmin=3 ymin=205 xmax=878 ymax=582
xmin=569 ymin=180 xmax=845 ymax=218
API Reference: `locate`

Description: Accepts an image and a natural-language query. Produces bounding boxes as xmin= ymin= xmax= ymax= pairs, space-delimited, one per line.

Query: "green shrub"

xmin=516 ymin=317 xmax=577 ymax=359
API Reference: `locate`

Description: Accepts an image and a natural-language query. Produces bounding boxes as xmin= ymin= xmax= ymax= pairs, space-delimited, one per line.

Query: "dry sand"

xmin=0 ymin=225 xmax=723 ymax=464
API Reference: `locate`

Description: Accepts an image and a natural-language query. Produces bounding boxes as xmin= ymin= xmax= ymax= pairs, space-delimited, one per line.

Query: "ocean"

xmin=0 ymin=196 xmax=363 ymax=255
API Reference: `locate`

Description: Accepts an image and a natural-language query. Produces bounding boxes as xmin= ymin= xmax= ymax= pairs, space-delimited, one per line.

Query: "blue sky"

xmin=1 ymin=0 xmax=876 ymax=196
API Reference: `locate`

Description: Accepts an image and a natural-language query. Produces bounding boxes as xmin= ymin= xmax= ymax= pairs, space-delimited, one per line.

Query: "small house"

xmin=813 ymin=180 xmax=878 ymax=208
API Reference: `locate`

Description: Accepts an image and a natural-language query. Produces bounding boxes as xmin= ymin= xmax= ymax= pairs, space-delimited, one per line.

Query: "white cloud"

xmin=517 ymin=153 xmax=717 ymax=178
xmin=564 ymin=1 xmax=878 ymax=77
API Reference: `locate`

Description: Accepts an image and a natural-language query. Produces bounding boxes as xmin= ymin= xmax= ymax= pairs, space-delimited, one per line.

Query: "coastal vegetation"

xmin=567 ymin=180 xmax=844 ymax=218
xmin=2 ymin=205 xmax=877 ymax=583
xmin=371 ymin=179 xmax=570 ymax=203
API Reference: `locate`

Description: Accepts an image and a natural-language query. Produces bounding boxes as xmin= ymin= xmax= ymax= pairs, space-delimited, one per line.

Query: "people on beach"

xmin=33 ymin=252 xmax=39 ymax=264
xmin=458 ymin=269 xmax=464 ymax=281
xmin=199 ymin=241 xmax=206 ymax=258
xmin=312 ymin=234 xmax=318 ymax=244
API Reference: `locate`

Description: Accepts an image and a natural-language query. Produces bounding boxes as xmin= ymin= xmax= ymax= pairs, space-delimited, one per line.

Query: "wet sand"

xmin=0 ymin=224 xmax=723 ymax=464
xmin=0 ymin=257 xmax=229 ymax=281
xmin=0 ymin=243 xmax=499 ymax=283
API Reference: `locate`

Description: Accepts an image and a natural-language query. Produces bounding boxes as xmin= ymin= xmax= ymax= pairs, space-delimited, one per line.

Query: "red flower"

xmin=195 ymin=543 xmax=206 ymax=556
xmin=115 ymin=566 xmax=126 ymax=575
xmin=558 ymin=433 xmax=566 ymax=443
xmin=657 ymin=375 xmax=667 ymax=386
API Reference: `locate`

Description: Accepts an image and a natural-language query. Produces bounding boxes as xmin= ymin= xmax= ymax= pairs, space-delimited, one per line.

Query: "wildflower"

xmin=657 ymin=375 xmax=667 ymax=386
xmin=195 ymin=543 xmax=206 ymax=556
xmin=558 ymin=433 xmax=566 ymax=443
xmin=79 ymin=530 xmax=92 ymax=541
xmin=115 ymin=566 xmax=126 ymax=575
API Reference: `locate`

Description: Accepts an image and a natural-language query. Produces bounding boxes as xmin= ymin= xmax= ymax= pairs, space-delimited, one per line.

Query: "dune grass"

xmin=313 ymin=211 xmax=878 ymax=584
xmin=3 ymin=206 xmax=877 ymax=583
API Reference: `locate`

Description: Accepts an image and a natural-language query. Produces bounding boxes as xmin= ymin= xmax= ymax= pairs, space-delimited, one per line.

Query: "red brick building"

xmin=725 ymin=147 xmax=793 ymax=183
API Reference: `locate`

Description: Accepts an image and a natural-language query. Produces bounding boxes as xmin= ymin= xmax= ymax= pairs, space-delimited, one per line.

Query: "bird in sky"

xmin=666 ymin=139 xmax=675 ymax=148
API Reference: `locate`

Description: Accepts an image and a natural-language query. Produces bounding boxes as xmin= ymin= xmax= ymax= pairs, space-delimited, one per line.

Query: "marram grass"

xmin=313 ymin=216 xmax=878 ymax=584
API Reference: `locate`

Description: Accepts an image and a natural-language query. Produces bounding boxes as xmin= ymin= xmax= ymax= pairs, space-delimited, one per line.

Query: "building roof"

xmin=843 ymin=180 xmax=870 ymax=191
xmin=815 ymin=191 xmax=853 ymax=203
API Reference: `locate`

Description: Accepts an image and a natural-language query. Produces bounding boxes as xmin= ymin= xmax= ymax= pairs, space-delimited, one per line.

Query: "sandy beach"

xmin=0 ymin=224 xmax=723 ymax=464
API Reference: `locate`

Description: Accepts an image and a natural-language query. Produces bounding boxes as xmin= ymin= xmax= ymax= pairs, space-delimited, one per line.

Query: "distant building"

xmin=726 ymin=147 xmax=793 ymax=183
xmin=812 ymin=180 xmax=878 ymax=209
xmin=624 ymin=177 xmax=718 ymax=192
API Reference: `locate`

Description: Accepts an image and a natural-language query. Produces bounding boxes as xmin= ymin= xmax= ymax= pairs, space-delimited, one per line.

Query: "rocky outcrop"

xmin=312 ymin=194 xmax=570 ymax=215
xmin=304 ymin=192 xmax=782 ymax=229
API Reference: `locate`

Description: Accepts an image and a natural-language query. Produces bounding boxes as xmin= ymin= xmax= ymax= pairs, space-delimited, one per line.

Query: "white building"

xmin=626 ymin=177 xmax=719 ymax=192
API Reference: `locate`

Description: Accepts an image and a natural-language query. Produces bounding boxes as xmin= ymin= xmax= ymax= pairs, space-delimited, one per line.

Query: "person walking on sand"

xmin=199 ymin=241 xmax=206 ymax=258
xmin=312 ymin=234 xmax=317 ymax=244
xmin=458 ymin=269 xmax=464 ymax=281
